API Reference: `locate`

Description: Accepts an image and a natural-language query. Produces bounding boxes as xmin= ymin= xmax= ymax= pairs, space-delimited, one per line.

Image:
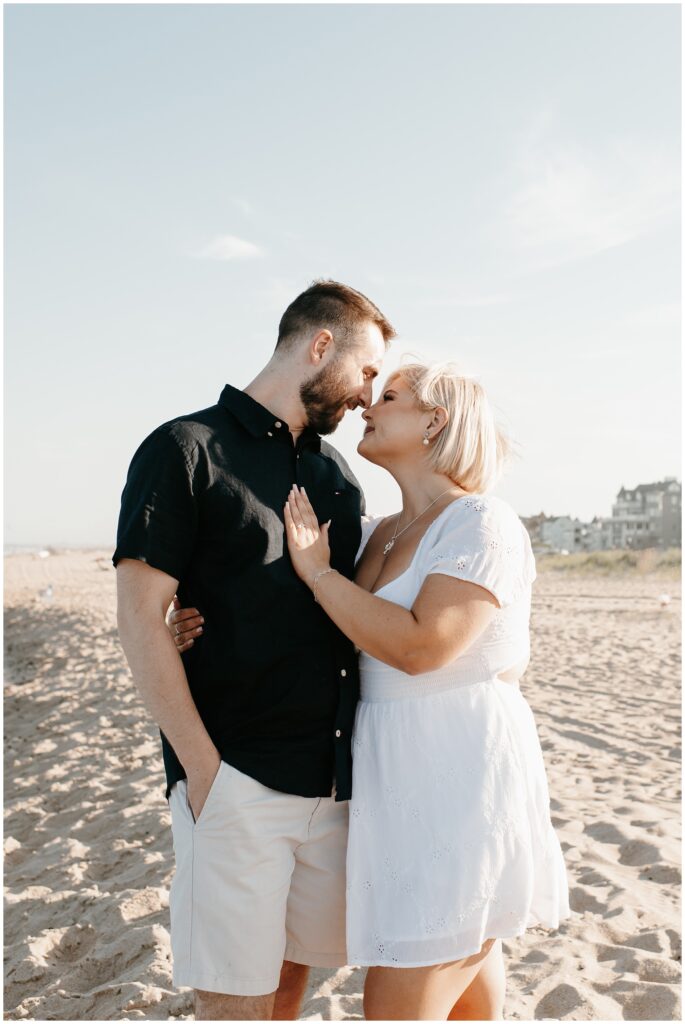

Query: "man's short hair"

xmin=276 ymin=280 xmax=396 ymax=353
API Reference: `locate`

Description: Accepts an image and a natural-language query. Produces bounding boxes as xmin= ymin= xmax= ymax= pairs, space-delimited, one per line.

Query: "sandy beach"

xmin=3 ymin=550 xmax=681 ymax=1021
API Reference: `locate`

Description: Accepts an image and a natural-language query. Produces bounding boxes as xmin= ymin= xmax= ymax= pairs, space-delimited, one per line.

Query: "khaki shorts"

xmin=168 ymin=759 xmax=349 ymax=996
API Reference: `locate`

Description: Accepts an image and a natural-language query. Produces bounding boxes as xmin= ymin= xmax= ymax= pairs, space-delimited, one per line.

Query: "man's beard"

xmin=300 ymin=359 xmax=354 ymax=435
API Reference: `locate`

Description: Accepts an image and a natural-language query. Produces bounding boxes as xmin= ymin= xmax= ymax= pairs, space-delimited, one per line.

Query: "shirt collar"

xmin=218 ymin=384 xmax=321 ymax=452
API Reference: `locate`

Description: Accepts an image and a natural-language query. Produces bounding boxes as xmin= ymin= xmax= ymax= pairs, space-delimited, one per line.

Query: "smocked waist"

xmin=358 ymin=659 xmax=520 ymax=702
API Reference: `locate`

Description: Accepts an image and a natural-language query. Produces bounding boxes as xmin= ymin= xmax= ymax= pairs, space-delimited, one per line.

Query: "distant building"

xmin=539 ymin=516 xmax=583 ymax=553
xmin=522 ymin=480 xmax=681 ymax=553
xmin=536 ymin=515 xmax=604 ymax=554
xmin=599 ymin=478 xmax=681 ymax=549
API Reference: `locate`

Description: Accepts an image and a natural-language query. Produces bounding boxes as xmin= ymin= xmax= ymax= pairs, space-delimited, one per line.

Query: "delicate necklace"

xmin=383 ymin=487 xmax=459 ymax=556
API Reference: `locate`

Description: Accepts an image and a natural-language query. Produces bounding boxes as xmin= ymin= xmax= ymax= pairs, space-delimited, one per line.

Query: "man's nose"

xmin=358 ymin=380 xmax=374 ymax=409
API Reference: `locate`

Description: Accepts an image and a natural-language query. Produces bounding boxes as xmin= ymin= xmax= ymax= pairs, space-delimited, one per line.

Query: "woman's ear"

xmin=429 ymin=406 xmax=449 ymax=436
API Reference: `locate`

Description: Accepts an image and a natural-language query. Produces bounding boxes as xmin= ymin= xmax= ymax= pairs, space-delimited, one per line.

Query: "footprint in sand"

xmin=522 ymin=949 xmax=549 ymax=964
xmin=640 ymin=863 xmax=681 ymax=884
xmin=613 ymin=982 xmax=680 ymax=1021
xmin=622 ymin=930 xmax=669 ymax=954
xmin=618 ymin=839 xmax=662 ymax=866
xmin=634 ymin=956 xmax=682 ymax=984
xmin=577 ymin=869 xmax=614 ymax=888
xmin=36 ymin=923 xmax=98 ymax=966
xmin=569 ymin=885 xmax=605 ymax=915
xmin=583 ymin=820 xmax=629 ymax=845
xmin=666 ymin=929 xmax=682 ymax=961
xmin=535 ymin=982 xmax=584 ymax=1018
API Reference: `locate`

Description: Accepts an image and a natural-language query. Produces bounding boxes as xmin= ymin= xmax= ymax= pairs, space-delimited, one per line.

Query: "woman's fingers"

xmin=173 ymin=622 xmax=203 ymax=642
xmin=298 ymin=487 xmax=319 ymax=529
xmin=170 ymin=606 xmax=203 ymax=626
xmin=290 ymin=486 xmax=319 ymax=532
xmin=174 ymin=628 xmax=203 ymax=650
xmin=177 ymin=622 xmax=203 ymax=637
xmin=285 ymin=485 xmax=327 ymax=550
xmin=168 ymin=606 xmax=204 ymax=649
xmin=287 ymin=493 xmax=308 ymax=534
xmin=283 ymin=499 xmax=300 ymax=541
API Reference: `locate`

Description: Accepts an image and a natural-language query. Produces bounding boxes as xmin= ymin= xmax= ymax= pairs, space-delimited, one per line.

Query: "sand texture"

xmin=3 ymin=551 xmax=681 ymax=1020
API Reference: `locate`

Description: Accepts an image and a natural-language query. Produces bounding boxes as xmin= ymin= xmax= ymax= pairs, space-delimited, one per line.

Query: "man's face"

xmin=300 ymin=322 xmax=387 ymax=435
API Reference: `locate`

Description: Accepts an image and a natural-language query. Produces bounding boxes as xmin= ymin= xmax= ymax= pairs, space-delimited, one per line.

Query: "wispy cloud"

xmin=366 ymin=273 xmax=518 ymax=309
xmin=259 ymin=277 xmax=304 ymax=310
xmin=576 ymin=347 xmax=627 ymax=361
xmin=501 ymin=119 xmax=679 ymax=271
xmin=613 ymin=302 xmax=680 ymax=332
xmin=418 ymin=290 xmax=515 ymax=309
xmin=194 ymin=235 xmax=264 ymax=261
xmin=231 ymin=197 xmax=253 ymax=217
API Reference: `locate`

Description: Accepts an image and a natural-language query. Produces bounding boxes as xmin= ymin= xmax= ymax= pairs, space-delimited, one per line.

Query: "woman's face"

xmin=357 ymin=375 xmax=428 ymax=465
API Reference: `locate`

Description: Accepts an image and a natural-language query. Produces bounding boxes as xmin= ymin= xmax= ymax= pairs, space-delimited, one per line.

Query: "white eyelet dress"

xmin=346 ymin=496 xmax=570 ymax=968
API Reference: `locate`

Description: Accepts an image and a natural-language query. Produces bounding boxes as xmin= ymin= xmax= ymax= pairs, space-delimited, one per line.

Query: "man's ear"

xmin=310 ymin=329 xmax=333 ymax=363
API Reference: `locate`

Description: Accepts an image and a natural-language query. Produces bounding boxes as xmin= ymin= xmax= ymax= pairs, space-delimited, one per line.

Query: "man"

xmin=114 ymin=280 xmax=394 ymax=1020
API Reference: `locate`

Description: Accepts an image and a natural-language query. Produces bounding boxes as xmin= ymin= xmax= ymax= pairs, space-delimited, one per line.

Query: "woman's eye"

xmin=383 ymin=393 xmax=394 ymax=401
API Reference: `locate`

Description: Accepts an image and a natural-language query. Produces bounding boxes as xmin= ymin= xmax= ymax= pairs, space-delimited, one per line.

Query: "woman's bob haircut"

xmin=387 ymin=361 xmax=513 ymax=494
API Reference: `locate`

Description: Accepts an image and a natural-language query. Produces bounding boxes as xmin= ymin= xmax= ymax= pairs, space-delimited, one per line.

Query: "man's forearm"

xmin=118 ymin=612 xmax=217 ymax=773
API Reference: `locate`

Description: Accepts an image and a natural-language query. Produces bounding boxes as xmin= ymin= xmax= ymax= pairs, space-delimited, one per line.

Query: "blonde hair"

xmin=387 ymin=361 xmax=513 ymax=493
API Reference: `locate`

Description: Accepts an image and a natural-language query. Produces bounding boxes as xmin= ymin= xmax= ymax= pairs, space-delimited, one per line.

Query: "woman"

xmin=171 ymin=362 xmax=570 ymax=1020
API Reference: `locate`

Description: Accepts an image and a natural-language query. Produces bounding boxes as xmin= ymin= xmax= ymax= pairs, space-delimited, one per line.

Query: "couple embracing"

xmin=114 ymin=280 xmax=570 ymax=1021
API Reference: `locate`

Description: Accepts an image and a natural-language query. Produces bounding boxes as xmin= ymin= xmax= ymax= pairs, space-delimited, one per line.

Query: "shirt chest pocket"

xmin=312 ymin=483 xmax=358 ymax=522
xmin=319 ymin=485 xmax=362 ymax=567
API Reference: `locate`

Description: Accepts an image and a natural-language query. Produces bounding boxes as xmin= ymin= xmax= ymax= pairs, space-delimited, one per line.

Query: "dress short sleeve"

xmin=355 ymin=513 xmax=386 ymax=566
xmin=424 ymin=496 xmax=535 ymax=608
xmin=112 ymin=426 xmax=201 ymax=582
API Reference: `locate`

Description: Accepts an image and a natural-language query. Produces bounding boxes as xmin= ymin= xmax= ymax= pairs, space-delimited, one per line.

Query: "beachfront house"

xmin=539 ymin=516 xmax=584 ymax=553
xmin=534 ymin=515 xmax=605 ymax=554
xmin=599 ymin=478 xmax=682 ymax=550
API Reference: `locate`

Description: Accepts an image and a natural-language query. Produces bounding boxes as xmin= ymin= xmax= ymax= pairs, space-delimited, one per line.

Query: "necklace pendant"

xmin=383 ymin=539 xmax=395 ymax=556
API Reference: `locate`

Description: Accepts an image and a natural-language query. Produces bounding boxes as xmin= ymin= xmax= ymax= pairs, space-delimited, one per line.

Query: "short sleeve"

xmin=424 ymin=497 xmax=535 ymax=608
xmin=112 ymin=427 xmax=201 ymax=582
xmin=355 ymin=513 xmax=385 ymax=566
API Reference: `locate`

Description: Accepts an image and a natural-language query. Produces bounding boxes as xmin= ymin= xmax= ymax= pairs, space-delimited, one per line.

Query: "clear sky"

xmin=5 ymin=3 xmax=681 ymax=547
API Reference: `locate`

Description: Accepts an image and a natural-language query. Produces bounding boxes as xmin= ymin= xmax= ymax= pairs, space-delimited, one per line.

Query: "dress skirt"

xmin=345 ymin=677 xmax=570 ymax=968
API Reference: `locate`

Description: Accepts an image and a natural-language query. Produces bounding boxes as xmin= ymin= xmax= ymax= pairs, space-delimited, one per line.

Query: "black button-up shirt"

xmin=113 ymin=384 xmax=365 ymax=801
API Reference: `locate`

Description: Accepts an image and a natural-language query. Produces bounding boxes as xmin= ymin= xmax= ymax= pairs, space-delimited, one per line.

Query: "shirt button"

xmin=267 ymin=431 xmax=273 ymax=437
xmin=340 ymin=669 xmax=347 ymax=677
xmin=335 ymin=729 xmax=342 ymax=738
xmin=275 ymin=421 xmax=282 ymax=428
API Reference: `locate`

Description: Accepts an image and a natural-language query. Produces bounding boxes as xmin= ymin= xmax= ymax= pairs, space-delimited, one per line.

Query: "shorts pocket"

xmin=186 ymin=759 xmax=226 ymax=828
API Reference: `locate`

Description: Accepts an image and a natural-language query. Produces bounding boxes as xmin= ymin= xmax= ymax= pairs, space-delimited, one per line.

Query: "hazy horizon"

xmin=5 ymin=4 xmax=680 ymax=547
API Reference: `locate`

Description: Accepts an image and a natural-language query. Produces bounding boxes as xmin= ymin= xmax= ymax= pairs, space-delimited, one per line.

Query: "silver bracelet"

xmin=313 ymin=568 xmax=337 ymax=603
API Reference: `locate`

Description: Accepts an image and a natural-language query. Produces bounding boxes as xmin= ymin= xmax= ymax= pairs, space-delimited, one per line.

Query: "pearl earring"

xmin=423 ymin=432 xmax=430 ymax=446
